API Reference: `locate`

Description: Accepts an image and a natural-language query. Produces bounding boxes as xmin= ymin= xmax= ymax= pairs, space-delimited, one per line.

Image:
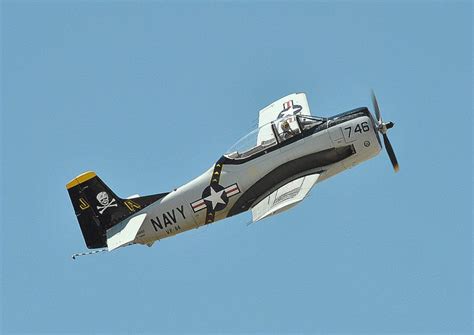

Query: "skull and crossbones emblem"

xmin=96 ymin=191 xmax=118 ymax=214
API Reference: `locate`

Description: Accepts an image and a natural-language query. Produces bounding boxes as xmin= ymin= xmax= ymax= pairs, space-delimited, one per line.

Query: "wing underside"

xmin=251 ymin=173 xmax=320 ymax=222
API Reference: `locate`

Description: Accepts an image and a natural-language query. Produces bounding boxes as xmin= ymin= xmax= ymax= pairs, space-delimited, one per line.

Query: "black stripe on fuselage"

xmin=227 ymin=145 xmax=355 ymax=217
xmin=204 ymin=160 xmax=225 ymax=224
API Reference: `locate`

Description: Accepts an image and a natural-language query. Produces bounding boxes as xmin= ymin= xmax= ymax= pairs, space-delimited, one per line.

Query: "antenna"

xmin=72 ymin=248 xmax=107 ymax=260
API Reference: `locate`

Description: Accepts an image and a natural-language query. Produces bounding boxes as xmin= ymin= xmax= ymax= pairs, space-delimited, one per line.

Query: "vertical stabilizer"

xmin=66 ymin=171 xmax=168 ymax=249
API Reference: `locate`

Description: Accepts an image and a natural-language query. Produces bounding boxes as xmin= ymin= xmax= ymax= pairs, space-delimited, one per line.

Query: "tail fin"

xmin=66 ymin=171 xmax=168 ymax=249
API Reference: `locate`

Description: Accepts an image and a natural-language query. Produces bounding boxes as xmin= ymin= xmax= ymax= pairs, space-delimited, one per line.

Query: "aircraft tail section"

xmin=66 ymin=171 xmax=168 ymax=249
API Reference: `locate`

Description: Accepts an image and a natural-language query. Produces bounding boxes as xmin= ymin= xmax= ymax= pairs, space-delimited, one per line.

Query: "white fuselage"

xmin=134 ymin=112 xmax=381 ymax=245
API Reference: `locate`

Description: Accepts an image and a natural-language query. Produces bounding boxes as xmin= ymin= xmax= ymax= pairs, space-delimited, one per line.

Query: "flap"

xmin=251 ymin=173 xmax=320 ymax=222
xmin=106 ymin=213 xmax=147 ymax=251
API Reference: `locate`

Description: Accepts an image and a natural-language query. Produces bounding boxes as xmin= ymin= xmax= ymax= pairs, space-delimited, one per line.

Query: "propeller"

xmin=371 ymin=90 xmax=399 ymax=172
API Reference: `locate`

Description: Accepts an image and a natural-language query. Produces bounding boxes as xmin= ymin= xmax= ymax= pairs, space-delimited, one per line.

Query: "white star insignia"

xmin=204 ymin=187 xmax=226 ymax=210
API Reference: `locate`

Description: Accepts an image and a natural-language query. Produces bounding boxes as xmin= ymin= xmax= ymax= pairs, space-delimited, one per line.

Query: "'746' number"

xmin=344 ymin=122 xmax=370 ymax=138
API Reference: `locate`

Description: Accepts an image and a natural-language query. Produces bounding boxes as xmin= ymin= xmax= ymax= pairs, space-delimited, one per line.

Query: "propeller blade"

xmin=371 ymin=90 xmax=382 ymax=124
xmin=382 ymin=133 xmax=399 ymax=172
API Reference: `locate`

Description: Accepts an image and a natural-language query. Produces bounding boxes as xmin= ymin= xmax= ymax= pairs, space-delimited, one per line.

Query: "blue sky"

xmin=1 ymin=1 xmax=472 ymax=334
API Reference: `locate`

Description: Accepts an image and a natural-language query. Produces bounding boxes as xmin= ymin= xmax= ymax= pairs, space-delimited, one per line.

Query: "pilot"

xmin=280 ymin=119 xmax=295 ymax=139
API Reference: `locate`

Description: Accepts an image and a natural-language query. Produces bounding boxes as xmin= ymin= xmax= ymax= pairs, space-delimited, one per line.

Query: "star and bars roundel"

xmin=190 ymin=162 xmax=241 ymax=224
xmin=277 ymin=99 xmax=303 ymax=119
xmin=191 ymin=183 xmax=240 ymax=213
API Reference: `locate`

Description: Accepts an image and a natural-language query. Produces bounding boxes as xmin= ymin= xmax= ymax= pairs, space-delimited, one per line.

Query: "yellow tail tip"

xmin=66 ymin=171 xmax=97 ymax=190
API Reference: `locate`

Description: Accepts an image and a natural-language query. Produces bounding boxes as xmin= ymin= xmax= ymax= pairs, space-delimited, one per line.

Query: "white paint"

xmin=204 ymin=186 xmax=226 ymax=210
xmin=251 ymin=173 xmax=320 ymax=222
xmin=107 ymin=213 xmax=147 ymax=251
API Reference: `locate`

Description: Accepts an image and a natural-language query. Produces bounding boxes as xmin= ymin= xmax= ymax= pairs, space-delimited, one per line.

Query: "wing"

xmin=257 ymin=93 xmax=312 ymax=144
xmin=251 ymin=173 xmax=320 ymax=223
xmin=258 ymin=93 xmax=311 ymax=127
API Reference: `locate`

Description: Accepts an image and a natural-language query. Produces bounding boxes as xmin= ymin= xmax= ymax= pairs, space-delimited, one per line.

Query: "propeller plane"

xmin=66 ymin=92 xmax=398 ymax=258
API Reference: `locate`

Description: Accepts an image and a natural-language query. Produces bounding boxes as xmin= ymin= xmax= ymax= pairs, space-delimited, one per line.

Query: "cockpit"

xmin=225 ymin=115 xmax=326 ymax=160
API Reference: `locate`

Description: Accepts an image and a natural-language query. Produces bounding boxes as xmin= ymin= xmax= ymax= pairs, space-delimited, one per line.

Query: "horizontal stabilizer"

xmin=106 ymin=213 xmax=147 ymax=251
xmin=252 ymin=173 xmax=320 ymax=222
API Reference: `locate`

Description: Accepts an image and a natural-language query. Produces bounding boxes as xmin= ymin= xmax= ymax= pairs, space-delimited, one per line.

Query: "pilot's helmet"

xmin=281 ymin=120 xmax=290 ymax=131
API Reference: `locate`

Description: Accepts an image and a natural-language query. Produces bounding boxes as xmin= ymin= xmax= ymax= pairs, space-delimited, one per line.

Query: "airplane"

xmin=66 ymin=92 xmax=398 ymax=258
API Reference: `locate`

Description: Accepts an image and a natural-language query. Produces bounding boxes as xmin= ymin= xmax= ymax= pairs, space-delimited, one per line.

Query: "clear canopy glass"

xmin=225 ymin=115 xmax=326 ymax=160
